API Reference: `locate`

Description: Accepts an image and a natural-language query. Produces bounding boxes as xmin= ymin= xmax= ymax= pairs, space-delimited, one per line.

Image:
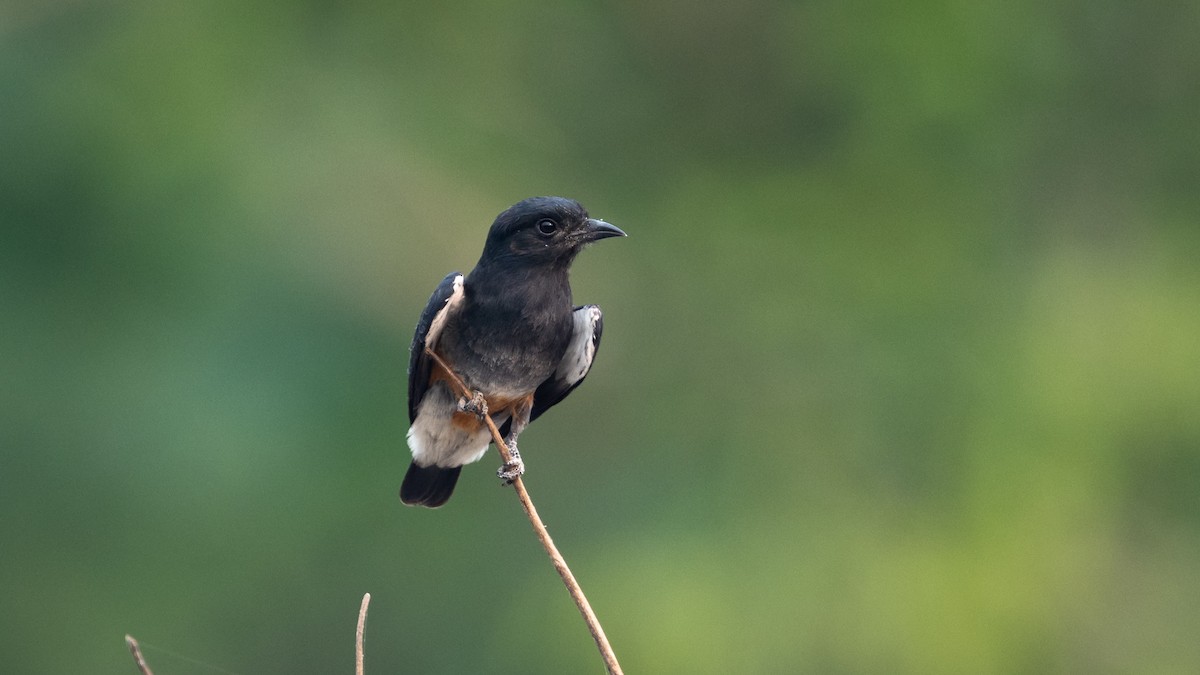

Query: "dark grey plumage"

xmin=401 ymin=197 xmax=624 ymax=507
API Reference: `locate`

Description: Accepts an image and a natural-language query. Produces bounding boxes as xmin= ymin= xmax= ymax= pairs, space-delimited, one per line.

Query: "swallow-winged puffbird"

xmin=400 ymin=196 xmax=626 ymax=508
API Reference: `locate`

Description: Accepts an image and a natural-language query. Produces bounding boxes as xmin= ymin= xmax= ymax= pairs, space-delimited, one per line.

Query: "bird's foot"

xmin=497 ymin=443 xmax=524 ymax=484
xmin=456 ymin=391 xmax=488 ymax=420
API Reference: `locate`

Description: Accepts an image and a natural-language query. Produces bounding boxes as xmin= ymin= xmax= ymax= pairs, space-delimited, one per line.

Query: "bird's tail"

xmin=399 ymin=463 xmax=462 ymax=508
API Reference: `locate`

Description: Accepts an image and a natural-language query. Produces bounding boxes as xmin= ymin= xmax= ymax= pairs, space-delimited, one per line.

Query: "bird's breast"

xmin=436 ymin=294 xmax=573 ymax=397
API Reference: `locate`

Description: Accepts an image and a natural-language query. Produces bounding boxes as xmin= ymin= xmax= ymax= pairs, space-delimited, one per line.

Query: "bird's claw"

xmin=456 ymin=391 xmax=488 ymax=420
xmin=497 ymin=443 xmax=524 ymax=484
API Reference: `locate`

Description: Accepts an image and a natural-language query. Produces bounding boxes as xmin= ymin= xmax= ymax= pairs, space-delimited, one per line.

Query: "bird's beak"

xmin=584 ymin=218 xmax=627 ymax=241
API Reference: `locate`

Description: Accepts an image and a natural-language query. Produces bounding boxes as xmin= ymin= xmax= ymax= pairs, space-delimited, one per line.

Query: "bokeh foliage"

xmin=3 ymin=1 xmax=1198 ymax=672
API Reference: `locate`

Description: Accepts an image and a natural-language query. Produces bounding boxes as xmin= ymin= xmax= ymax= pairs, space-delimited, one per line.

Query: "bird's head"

xmin=479 ymin=196 xmax=626 ymax=268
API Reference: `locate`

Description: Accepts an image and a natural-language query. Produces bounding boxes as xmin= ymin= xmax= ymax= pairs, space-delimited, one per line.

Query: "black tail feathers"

xmin=399 ymin=463 xmax=462 ymax=508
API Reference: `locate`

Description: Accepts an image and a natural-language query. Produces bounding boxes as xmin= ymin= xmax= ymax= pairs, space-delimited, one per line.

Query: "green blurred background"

xmin=3 ymin=1 xmax=1199 ymax=673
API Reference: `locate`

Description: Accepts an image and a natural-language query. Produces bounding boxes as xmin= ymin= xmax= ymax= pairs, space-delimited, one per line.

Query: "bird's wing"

xmin=528 ymin=304 xmax=605 ymax=424
xmin=408 ymin=272 xmax=466 ymax=423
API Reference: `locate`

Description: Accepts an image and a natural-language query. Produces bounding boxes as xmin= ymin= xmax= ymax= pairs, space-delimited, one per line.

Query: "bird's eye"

xmin=536 ymin=219 xmax=558 ymax=236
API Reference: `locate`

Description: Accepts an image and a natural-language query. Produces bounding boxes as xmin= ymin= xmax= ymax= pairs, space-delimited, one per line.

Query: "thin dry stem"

xmin=356 ymin=593 xmax=371 ymax=675
xmin=125 ymin=635 xmax=154 ymax=675
xmin=424 ymin=347 xmax=623 ymax=675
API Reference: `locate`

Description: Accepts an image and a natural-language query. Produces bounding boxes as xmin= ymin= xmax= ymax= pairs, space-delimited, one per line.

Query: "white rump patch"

xmin=407 ymin=384 xmax=494 ymax=468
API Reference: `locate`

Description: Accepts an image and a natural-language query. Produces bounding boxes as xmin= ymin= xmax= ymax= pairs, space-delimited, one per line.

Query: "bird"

xmin=400 ymin=196 xmax=626 ymax=508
